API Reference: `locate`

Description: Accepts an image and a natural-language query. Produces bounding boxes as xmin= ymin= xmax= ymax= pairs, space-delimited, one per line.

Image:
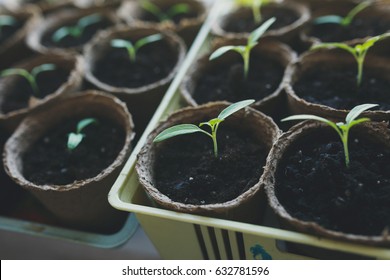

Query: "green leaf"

xmin=76 ymin=118 xmax=98 ymax=134
xmin=135 ymin=34 xmax=163 ymax=51
xmin=247 ymin=17 xmax=275 ymax=46
xmin=0 ymin=15 xmax=17 ymax=27
xmin=209 ymin=46 xmax=244 ymax=61
xmin=153 ymin=124 xmax=206 ymax=142
xmin=166 ymin=3 xmax=190 ymax=19
xmin=345 ymin=103 xmax=378 ymax=124
xmin=311 ymin=42 xmax=355 ymax=55
xmin=31 ymin=64 xmax=56 ymax=78
xmin=1 ymin=68 xmax=30 ymax=79
xmin=141 ymin=0 xmax=163 ymax=19
xmin=281 ymin=114 xmax=335 ymax=125
xmin=67 ymin=133 xmax=84 ymax=150
xmin=218 ymin=99 xmax=255 ymax=120
xmin=111 ymin=39 xmax=133 ymax=49
xmin=52 ymin=26 xmax=72 ymax=42
xmin=78 ymin=14 xmax=102 ymax=29
xmin=341 ymin=1 xmax=370 ymax=26
xmin=313 ymin=15 xmax=343 ymax=25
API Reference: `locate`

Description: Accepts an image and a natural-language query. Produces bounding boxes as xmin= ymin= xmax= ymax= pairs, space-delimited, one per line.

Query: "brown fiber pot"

xmin=0 ymin=53 xmax=84 ymax=133
xmin=263 ymin=121 xmax=390 ymax=247
xmin=212 ymin=1 xmax=310 ymax=45
xmin=3 ymin=91 xmax=135 ymax=231
xmin=26 ymin=6 xmax=119 ymax=55
xmin=180 ymin=38 xmax=297 ymax=117
xmin=0 ymin=6 xmax=40 ymax=69
xmin=136 ymin=102 xmax=280 ymax=223
xmin=117 ymin=0 xmax=207 ymax=46
xmin=2 ymin=0 xmax=74 ymax=15
xmin=285 ymin=49 xmax=390 ymax=122
xmin=84 ymin=25 xmax=186 ymax=134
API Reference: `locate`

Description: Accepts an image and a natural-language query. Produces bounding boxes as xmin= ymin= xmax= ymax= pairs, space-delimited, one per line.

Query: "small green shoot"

xmin=314 ymin=1 xmax=371 ymax=26
xmin=0 ymin=64 xmax=56 ymax=97
xmin=110 ymin=34 xmax=163 ymax=63
xmin=282 ymin=103 xmax=378 ymax=168
xmin=67 ymin=118 xmax=98 ymax=150
xmin=153 ymin=99 xmax=255 ymax=157
xmin=141 ymin=0 xmax=190 ymax=22
xmin=209 ymin=17 xmax=275 ymax=80
xmin=52 ymin=13 xmax=102 ymax=42
xmin=0 ymin=15 xmax=17 ymax=36
xmin=235 ymin=0 xmax=279 ymax=24
xmin=311 ymin=33 xmax=390 ymax=87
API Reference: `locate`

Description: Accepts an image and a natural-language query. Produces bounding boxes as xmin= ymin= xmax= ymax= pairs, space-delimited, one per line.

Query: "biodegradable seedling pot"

xmin=27 ymin=7 xmax=118 ymax=55
xmin=285 ymin=49 xmax=390 ymax=122
xmin=136 ymin=102 xmax=280 ymax=223
xmin=263 ymin=121 xmax=390 ymax=248
xmin=0 ymin=6 xmax=40 ymax=69
xmin=300 ymin=1 xmax=390 ymax=47
xmin=3 ymin=91 xmax=135 ymax=231
xmin=181 ymin=38 xmax=296 ymax=117
xmin=117 ymin=0 xmax=207 ymax=46
xmin=0 ymin=53 xmax=84 ymax=132
xmin=84 ymin=25 xmax=186 ymax=135
xmin=2 ymin=0 xmax=75 ymax=15
xmin=212 ymin=1 xmax=310 ymax=44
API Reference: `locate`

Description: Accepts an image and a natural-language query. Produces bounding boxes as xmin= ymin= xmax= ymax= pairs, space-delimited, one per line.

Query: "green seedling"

xmin=314 ymin=1 xmax=371 ymax=26
xmin=141 ymin=0 xmax=190 ymax=22
xmin=110 ymin=34 xmax=163 ymax=63
xmin=0 ymin=15 xmax=17 ymax=36
xmin=282 ymin=103 xmax=378 ymax=168
xmin=67 ymin=118 xmax=98 ymax=150
xmin=235 ymin=0 xmax=279 ymax=24
xmin=0 ymin=64 xmax=56 ymax=97
xmin=154 ymin=99 xmax=255 ymax=157
xmin=209 ymin=17 xmax=275 ymax=80
xmin=52 ymin=13 xmax=102 ymax=42
xmin=311 ymin=33 xmax=390 ymax=87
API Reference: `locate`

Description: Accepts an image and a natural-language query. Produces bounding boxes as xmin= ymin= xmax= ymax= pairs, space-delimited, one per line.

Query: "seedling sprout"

xmin=209 ymin=17 xmax=275 ymax=80
xmin=311 ymin=33 xmax=390 ymax=87
xmin=0 ymin=15 xmax=17 ymax=36
xmin=52 ymin=13 xmax=102 ymax=42
xmin=141 ymin=0 xmax=190 ymax=22
xmin=0 ymin=64 xmax=56 ymax=97
xmin=154 ymin=99 xmax=255 ymax=158
xmin=282 ymin=103 xmax=378 ymax=168
xmin=314 ymin=1 xmax=371 ymax=26
xmin=235 ymin=0 xmax=280 ymax=24
xmin=110 ymin=34 xmax=163 ymax=63
xmin=67 ymin=118 xmax=98 ymax=150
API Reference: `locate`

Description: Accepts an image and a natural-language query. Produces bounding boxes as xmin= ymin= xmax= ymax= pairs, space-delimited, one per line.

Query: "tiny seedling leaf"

xmin=67 ymin=133 xmax=84 ymax=150
xmin=134 ymin=34 xmax=163 ymax=50
xmin=345 ymin=103 xmax=377 ymax=124
xmin=77 ymin=118 xmax=98 ymax=133
xmin=153 ymin=124 xmax=206 ymax=142
xmin=248 ymin=17 xmax=275 ymax=46
xmin=0 ymin=15 xmax=17 ymax=27
xmin=166 ymin=4 xmax=190 ymax=19
xmin=218 ymin=99 xmax=255 ymax=120
xmin=111 ymin=39 xmax=133 ymax=49
xmin=313 ymin=15 xmax=344 ymax=25
xmin=209 ymin=46 xmax=241 ymax=61
xmin=78 ymin=14 xmax=102 ymax=29
xmin=31 ymin=63 xmax=56 ymax=78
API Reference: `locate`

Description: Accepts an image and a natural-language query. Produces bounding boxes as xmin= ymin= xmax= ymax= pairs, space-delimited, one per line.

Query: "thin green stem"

xmin=128 ymin=47 xmax=136 ymax=63
xmin=211 ymin=122 xmax=220 ymax=157
xmin=342 ymin=129 xmax=350 ymax=168
xmin=252 ymin=3 xmax=261 ymax=24
xmin=243 ymin=49 xmax=250 ymax=80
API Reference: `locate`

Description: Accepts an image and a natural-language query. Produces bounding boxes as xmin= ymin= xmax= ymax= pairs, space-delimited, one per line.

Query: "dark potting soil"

xmin=41 ymin=17 xmax=112 ymax=49
xmin=276 ymin=129 xmax=390 ymax=236
xmin=308 ymin=17 xmax=390 ymax=43
xmin=293 ymin=66 xmax=390 ymax=111
xmin=0 ymin=67 xmax=70 ymax=114
xmin=141 ymin=6 xmax=198 ymax=25
xmin=23 ymin=117 xmax=125 ymax=185
xmin=154 ymin=126 xmax=266 ymax=205
xmin=224 ymin=7 xmax=299 ymax=34
xmin=93 ymin=40 xmax=177 ymax=88
xmin=0 ymin=18 xmax=24 ymax=45
xmin=193 ymin=53 xmax=284 ymax=104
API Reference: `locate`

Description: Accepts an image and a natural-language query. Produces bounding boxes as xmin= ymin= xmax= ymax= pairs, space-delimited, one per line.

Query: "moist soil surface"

xmin=23 ymin=117 xmax=125 ymax=185
xmin=41 ymin=17 xmax=112 ymax=49
xmin=0 ymin=18 xmax=24 ymax=45
xmin=0 ymin=67 xmax=70 ymax=114
xmin=293 ymin=66 xmax=390 ymax=111
xmin=276 ymin=129 xmax=390 ymax=236
xmin=154 ymin=126 xmax=266 ymax=205
xmin=308 ymin=17 xmax=390 ymax=43
xmin=224 ymin=7 xmax=299 ymax=33
xmin=93 ymin=40 xmax=177 ymax=88
xmin=193 ymin=53 xmax=284 ymax=104
xmin=141 ymin=5 xmax=198 ymax=25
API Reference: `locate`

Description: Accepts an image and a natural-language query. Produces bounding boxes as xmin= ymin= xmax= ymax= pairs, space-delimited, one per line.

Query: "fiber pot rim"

xmin=83 ymin=24 xmax=186 ymax=95
xmin=116 ymin=0 xmax=207 ymax=33
xmin=263 ymin=120 xmax=390 ymax=246
xmin=3 ymin=90 xmax=135 ymax=192
xmin=180 ymin=38 xmax=297 ymax=108
xmin=284 ymin=48 xmax=390 ymax=120
xmin=136 ymin=101 xmax=281 ymax=214
xmin=211 ymin=1 xmax=311 ymax=40
xmin=0 ymin=52 xmax=85 ymax=121
xmin=26 ymin=6 xmax=118 ymax=55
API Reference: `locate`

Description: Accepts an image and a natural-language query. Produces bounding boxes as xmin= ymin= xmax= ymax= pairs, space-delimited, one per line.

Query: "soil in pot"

xmin=92 ymin=40 xmax=177 ymax=89
xmin=154 ymin=125 xmax=267 ymax=205
xmin=23 ymin=116 xmax=125 ymax=185
xmin=193 ymin=53 xmax=284 ymax=104
xmin=0 ymin=18 xmax=25 ymax=46
xmin=1 ymin=67 xmax=71 ymax=114
xmin=293 ymin=65 xmax=390 ymax=111
xmin=276 ymin=129 xmax=390 ymax=236
xmin=41 ymin=17 xmax=112 ymax=49
xmin=224 ymin=6 xmax=300 ymax=34
xmin=140 ymin=4 xmax=199 ymax=25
